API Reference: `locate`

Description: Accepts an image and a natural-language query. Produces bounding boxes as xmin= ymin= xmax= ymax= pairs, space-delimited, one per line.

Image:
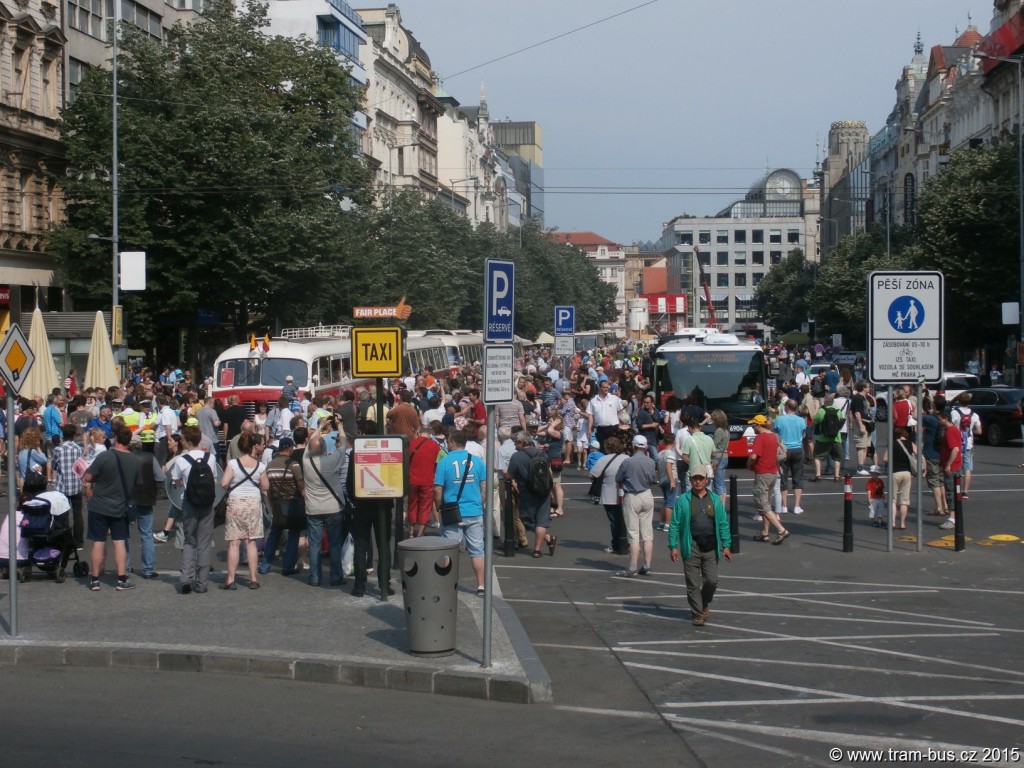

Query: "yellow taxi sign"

xmin=351 ymin=326 xmax=403 ymax=378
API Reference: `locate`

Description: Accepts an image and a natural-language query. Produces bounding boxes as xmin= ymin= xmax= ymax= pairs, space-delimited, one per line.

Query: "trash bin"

xmin=398 ymin=537 xmax=460 ymax=656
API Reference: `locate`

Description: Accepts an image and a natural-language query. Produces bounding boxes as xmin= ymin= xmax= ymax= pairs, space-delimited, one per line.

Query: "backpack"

xmin=810 ymin=376 xmax=826 ymax=397
xmin=525 ymin=450 xmax=553 ymax=496
xmin=953 ymin=408 xmax=972 ymax=443
xmin=820 ymin=406 xmax=842 ymax=438
xmin=183 ymin=452 xmax=216 ymax=506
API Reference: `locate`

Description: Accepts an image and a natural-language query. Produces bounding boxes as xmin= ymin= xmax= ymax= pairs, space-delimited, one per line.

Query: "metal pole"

xmin=1018 ymin=60 xmax=1024 ymax=387
xmin=111 ymin=7 xmax=120 ymax=363
xmin=728 ymin=473 xmax=739 ymax=554
xmin=374 ymin=377 xmax=389 ymax=601
xmin=915 ymin=382 xmax=923 ymax=552
xmin=886 ymin=385 xmax=894 ymax=553
xmin=953 ymin=473 xmax=965 ymax=552
xmin=842 ymin=473 xmax=853 ymax=552
xmin=482 ymin=407 xmax=495 ymax=668
xmin=6 ymin=393 xmax=17 ymax=636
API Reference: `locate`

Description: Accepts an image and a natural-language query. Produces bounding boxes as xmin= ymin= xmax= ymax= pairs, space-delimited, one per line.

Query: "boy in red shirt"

xmin=938 ymin=411 xmax=962 ymax=530
xmin=866 ymin=465 xmax=886 ymax=527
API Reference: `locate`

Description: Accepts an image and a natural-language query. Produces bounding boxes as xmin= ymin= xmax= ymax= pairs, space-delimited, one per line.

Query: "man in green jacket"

xmin=669 ymin=465 xmax=732 ymax=626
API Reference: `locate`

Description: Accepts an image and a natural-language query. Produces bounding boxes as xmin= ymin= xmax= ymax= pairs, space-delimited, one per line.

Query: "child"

xmin=867 ymin=465 xmax=886 ymax=527
xmin=575 ymin=398 xmax=592 ymax=470
xmin=656 ymin=439 xmax=678 ymax=532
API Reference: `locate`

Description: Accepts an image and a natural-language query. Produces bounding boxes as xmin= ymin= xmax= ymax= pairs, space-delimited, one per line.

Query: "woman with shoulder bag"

xmin=220 ymin=432 xmax=269 ymax=589
xmin=538 ymin=412 xmax=565 ymax=516
xmin=882 ymin=427 xmax=919 ymax=530
xmin=590 ymin=436 xmax=628 ymax=553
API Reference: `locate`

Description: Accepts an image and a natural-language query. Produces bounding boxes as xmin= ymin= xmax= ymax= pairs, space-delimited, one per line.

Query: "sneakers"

xmin=752 ymin=514 xmax=763 ymax=522
xmin=939 ymin=519 xmax=955 ymax=530
xmin=115 ymin=579 xmax=136 ymax=591
xmin=615 ymin=568 xmax=638 ymax=578
xmin=857 ymin=469 xmax=870 ymax=476
xmin=637 ymin=566 xmax=652 ymax=576
xmin=793 ymin=507 xmax=804 ymax=515
xmin=89 ymin=578 xmax=100 ymax=591
xmin=153 ymin=531 xmax=168 ymax=543
xmin=257 ymin=563 xmax=272 ymax=575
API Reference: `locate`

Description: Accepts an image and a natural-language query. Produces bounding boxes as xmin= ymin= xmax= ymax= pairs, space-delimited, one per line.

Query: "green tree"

xmin=51 ymin=0 xmax=370 ymax=359
xmin=754 ymin=248 xmax=813 ymax=333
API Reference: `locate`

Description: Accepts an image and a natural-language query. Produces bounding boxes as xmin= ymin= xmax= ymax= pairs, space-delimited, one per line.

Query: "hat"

xmin=277 ymin=437 xmax=296 ymax=450
xmin=185 ymin=417 xmax=199 ymax=427
xmin=748 ymin=414 xmax=770 ymax=427
xmin=869 ymin=464 xmax=882 ymax=474
xmin=631 ymin=435 xmax=648 ymax=449
xmin=286 ymin=375 xmax=294 ymax=382
xmin=689 ymin=466 xmax=708 ymax=479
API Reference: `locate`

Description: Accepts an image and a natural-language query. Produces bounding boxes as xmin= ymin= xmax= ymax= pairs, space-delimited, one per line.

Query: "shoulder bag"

xmin=896 ymin=437 xmax=921 ymax=475
xmin=775 ymin=433 xmax=787 ymax=463
xmin=306 ymin=454 xmax=347 ymax=512
xmin=114 ymin=452 xmax=139 ymax=522
xmin=439 ymin=457 xmax=471 ymax=526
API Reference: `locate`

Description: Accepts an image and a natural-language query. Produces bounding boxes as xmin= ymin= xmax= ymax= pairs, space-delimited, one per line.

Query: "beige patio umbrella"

xmin=83 ymin=311 xmax=119 ymax=390
xmin=534 ymin=331 xmax=554 ymax=345
xmin=21 ymin=307 xmax=61 ymax=400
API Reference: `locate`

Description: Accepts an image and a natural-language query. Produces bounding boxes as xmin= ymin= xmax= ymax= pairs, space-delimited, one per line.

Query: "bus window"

xmin=445 ymin=346 xmax=459 ymax=367
xmin=218 ymin=359 xmax=260 ymax=388
xmin=330 ymin=355 xmax=344 ymax=384
xmin=261 ymin=358 xmax=307 ymax=388
xmin=315 ymin=357 xmax=331 ymax=386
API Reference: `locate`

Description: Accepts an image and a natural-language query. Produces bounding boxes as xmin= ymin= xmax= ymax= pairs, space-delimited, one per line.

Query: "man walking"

xmin=775 ymin=399 xmax=806 ymax=515
xmin=614 ymin=435 xmax=658 ymax=577
xmin=507 ymin=430 xmax=558 ymax=560
xmin=434 ymin=431 xmax=488 ymax=595
xmin=587 ymin=380 xmax=624 ymax=447
xmin=668 ymin=466 xmax=732 ymax=626
xmin=747 ymin=415 xmax=788 ymax=543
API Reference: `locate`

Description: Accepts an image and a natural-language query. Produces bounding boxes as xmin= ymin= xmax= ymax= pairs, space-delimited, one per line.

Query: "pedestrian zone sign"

xmin=0 ymin=323 xmax=34 ymax=395
xmin=868 ymin=271 xmax=943 ymax=385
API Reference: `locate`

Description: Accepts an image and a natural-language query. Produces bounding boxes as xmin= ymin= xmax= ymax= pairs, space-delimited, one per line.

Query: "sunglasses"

xmin=691 ymin=476 xmax=707 ymax=481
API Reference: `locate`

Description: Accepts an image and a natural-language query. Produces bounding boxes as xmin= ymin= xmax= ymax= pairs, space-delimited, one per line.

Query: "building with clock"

xmin=658 ymin=168 xmax=820 ymax=335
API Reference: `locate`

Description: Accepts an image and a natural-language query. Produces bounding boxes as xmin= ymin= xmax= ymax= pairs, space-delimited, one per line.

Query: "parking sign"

xmin=554 ymin=306 xmax=575 ymax=336
xmin=484 ymin=259 xmax=515 ymax=343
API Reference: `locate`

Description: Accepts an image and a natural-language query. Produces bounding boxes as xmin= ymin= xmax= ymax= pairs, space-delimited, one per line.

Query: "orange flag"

xmin=249 ymin=333 xmax=256 ymax=350
xmin=262 ymin=334 xmax=271 ymax=352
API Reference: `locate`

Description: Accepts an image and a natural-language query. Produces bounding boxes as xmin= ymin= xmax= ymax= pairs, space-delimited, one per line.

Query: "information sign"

xmin=352 ymin=436 xmax=407 ymax=499
xmin=553 ymin=335 xmax=574 ymax=356
xmin=868 ymin=270 xmax=943 ymax=384
xmin=351 ymin=326 xmax=403 ymax=378
xmin=482 ymin=345 xmax=514 ymax=404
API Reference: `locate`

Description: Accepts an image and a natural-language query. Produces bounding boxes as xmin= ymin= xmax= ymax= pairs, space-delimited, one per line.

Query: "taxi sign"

xmin=0 ymin=323 xmax=34 ymax=395
xmin=351 ymin=326 xmax=403 ymax=378
xmin=353 ymin=436 xmax=407 ymax=499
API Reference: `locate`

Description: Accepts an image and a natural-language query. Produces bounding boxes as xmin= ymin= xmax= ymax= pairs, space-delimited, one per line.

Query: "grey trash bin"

xmin=398 ymin=537 xmax=460 ymax=656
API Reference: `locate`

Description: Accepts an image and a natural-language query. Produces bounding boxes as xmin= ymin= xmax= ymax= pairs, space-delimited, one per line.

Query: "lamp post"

xmin=110 ymin=7 xmax=121 ymax=356
xmin=974 ymin=51 xmax=1024 ymax=380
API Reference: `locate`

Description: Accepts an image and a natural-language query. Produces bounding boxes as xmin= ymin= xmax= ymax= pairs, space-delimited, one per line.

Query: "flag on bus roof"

xmin=249 ymin=333 xmax=256 ymax=350
xmin=262 ymin=334 xmax=270 ymax=352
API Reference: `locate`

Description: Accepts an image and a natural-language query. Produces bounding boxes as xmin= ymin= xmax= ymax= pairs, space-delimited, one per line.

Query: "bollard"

xmin=843 ymin=474 xmax=854 ymax=552
xmin=729 ymin=474 xmax=740 ymax=554
xmin=614 ymin=504 xmax=630 ymax=555
xmin=502 ymin=478 xmax=516 ymax=558
xmin=953 ymin=472 xmax=965 ymax=552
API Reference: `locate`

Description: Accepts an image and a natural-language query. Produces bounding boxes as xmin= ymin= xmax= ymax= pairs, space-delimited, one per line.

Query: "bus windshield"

xmin=216 ymin=358 xmax=308 ymax=389
xmin=654 ymin=348 xmax=767 ymax=420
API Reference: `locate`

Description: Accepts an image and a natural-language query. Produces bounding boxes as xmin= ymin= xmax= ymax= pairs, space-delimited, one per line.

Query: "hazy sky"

xmin=375 ymin=0 xmax=979 ymax=245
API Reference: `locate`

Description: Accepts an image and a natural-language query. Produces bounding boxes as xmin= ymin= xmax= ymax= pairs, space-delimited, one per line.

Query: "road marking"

xmin=613 ymin=606 xmax=996 ymax=631
xmin=550 ymin=704 xmax=661 ymax=720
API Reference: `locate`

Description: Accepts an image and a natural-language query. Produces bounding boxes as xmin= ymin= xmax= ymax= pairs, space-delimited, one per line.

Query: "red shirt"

xmin=940 ymin=424 xmax=963 ymax=472
xmin=867 ymin=477 xmax=885 ymax=499
xmin=892 ymin=399 xmax=912 ymax=428
xmin=408 ymin=435 xmax=441 ymax=486
xmin=750 ymin=430 xmax=779 ymax=474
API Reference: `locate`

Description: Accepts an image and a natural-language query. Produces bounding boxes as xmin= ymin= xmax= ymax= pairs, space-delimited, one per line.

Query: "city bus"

xmin=648 ymin=328 xmax=769 ymax=460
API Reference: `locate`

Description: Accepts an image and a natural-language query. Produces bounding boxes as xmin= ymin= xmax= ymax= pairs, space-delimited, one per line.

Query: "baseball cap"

xmin=277 ymin=437 xmax=296 ymax=450
xmin=869 ymin=464 xmax=882 ymax=474
xmin=748 ymin=414 xmax=770 ymax=426
xmin=689 ymin=466 xmax=708 ymax=479
xmin=631 ymin=435 xmax=648 ymax=449
xmin=286 ymin=375 xmax=294 ymax=382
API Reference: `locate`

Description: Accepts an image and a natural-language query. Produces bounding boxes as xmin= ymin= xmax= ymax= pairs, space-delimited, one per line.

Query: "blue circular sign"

xmin=887 ymin=296 xmax=924 ymax=333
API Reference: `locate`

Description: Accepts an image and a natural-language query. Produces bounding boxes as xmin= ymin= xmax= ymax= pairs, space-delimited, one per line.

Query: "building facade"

xmin=548 ymin=231 xmax=627 ymax=334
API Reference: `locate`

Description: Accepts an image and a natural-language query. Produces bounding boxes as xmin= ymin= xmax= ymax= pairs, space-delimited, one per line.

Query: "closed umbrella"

xmin=84 ymin=311 xmax=119 ymax=390
xmin=21 ymin=307 xmax=61 ymax=400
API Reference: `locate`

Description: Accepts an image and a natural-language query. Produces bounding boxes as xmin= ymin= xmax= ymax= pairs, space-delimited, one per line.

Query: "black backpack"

xmin=810 ymin=376 xmax=826 ymax=397
xmin=183 ymin=452 xmax=216 ymax=506
xmin=820 ymin=406 xmax=842 ymax=438
xmin=525 ymin=450 xmax=553 ymax=496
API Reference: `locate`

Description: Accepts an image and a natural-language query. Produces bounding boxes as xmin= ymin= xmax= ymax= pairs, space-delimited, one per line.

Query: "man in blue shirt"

xmin=774 ymin=400 xmax=807 ymax=515
xmin=434 ymin=430 xmax=487 ymax=596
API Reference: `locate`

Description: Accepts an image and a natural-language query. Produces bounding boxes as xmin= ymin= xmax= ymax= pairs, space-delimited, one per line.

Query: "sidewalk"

xmin=0 ymin=505 xmax=551 ymax=704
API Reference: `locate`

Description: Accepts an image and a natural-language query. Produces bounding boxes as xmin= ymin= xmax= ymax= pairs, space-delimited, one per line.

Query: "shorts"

xmin=892 ymin=471 xmax=912 ymax=505
xmin=622 ymin=489 xmax=655 ymax=543
xmin=407 ymin=484 xmax=434 ymax=526
xmin=661 ymin=479 xmax=678 ymax=510
xmin=960 ymin=448 xmax=974 ymax=472
xmin=814 ymin=440 xmax=843 ymax=462
xmin=87 ymin=510 xmax=129 ymax=542
xmin=851 ymin=424 xmax=871 ymax=450
xmin=442 ymin=515 xmax=484 ymax=557
xmin=519 ymin=497 xmax=552 ymax=531
xmin=562 ymin=427 xmax=575 ymax=444
xmin=925 ymin=458 xmax=943 ymax=489
xmin=576 ymin=432 xmax=590 ymax=448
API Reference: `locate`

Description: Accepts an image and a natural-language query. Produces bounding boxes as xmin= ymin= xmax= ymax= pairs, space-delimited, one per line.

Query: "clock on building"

xmin=768 ymin=174 xmax=796 ymax=198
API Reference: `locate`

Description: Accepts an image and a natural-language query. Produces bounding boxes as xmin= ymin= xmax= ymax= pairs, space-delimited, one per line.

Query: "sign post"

xmin=482 ymin=259 xmax=515 ymax=667
xmin=0 ymin=323 xmax=35 ymax=636
xmin=868 ymin=271 xmax=943 ymax=554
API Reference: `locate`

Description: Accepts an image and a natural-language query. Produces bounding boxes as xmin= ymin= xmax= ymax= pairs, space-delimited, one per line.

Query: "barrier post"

xmin=502 ymin=478 xmax=516 ymax=557
xmin=953 ymin=472 xmax=965 ymax=552
xmin=843 ymin=473 xmax=854 ymax=552
xmin=729 ymin=473 xmax=740 ymax=554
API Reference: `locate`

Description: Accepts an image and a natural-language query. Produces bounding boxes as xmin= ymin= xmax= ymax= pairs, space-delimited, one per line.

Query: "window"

xmin=734 ymin=251 xmax=746 ymax=266
xmin=752 ymin=251 xmax=764 ymax=266
xmin=716 ymin=230 xmax=728 ymax=244
xmin=735 ymin=273 xmax=747 ymax=287
xmin=752 ymin=229 xmax=764 ymax=244
xmin=697 ymin=251 xmax=710 ymax=266
xmin=734 ymin=230 xmax=746 ymax=244
xmin=68 ymin=58 xmax=88 ymax=103
xmin=770 ymin=251 xmax=782 ymax=264
xmin=698 ymin=230 xmax=711 ymax=245
xmin=769 ymin=229 xmax=782 ymax=244
xmin=68 ymin=0 xmax=112 ymax=39
xmin=752 ymin=272 xmax=764 ymax=286
xmin=716 ymin=252 xmax=728 ymax=266
xmin=716 ymin=273 xmax=729 ymax=287
xmin=121 ymin=0 xmax=162 ymax=40
xmin=677 ymin=231 xmax=693 ymax=246
xmin=41 ymin=56 xmax=58 ymax=118
xmin=787 ymin=229 xmax=800 ymax=244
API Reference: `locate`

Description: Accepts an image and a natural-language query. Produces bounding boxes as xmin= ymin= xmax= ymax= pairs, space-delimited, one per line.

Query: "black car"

xmin=959 ymin=387 xmax=1024 ymax=446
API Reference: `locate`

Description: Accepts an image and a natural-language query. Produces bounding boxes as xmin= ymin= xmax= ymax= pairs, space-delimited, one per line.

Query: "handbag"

xmin=113 ymin=452 xmax=139 ymax=523
xmin=896 ymin=438 xmax=921 ymax=475
xmin=439 ymin=457 xmax=471 ymax=526
xmin=588 ymin=454 xmax=621 ymax=498
xmin=776 ymin=435 xmax=787 ymax=463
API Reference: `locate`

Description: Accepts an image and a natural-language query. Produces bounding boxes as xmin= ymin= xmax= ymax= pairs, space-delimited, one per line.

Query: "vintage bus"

xmin=648 ymin=328 xmax=769 ymax=460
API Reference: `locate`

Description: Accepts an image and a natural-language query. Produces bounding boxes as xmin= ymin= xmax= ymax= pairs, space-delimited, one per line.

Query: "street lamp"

xmin=974 ymin=50 xmax=1024 ymax=379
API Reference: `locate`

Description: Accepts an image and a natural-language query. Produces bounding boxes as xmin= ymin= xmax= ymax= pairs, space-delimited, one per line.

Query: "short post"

xmin=502 ymin=478 xmax=515 ymax=557
xmin=953 ymin=472 xmax=965 ymax=552
xmin=728 ymin=473 xmax=740 ymax=554
xmin=843 ymin=473 xmax=854 ymax=552
xmin=614 ymin=504 xmax=629 ymax=555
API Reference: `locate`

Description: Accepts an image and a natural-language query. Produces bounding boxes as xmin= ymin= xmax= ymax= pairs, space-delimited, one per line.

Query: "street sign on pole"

xmin=554 ymin=335 xmax=574 ymax=356
xmin=484 ymin=259 xmax=515 ymax=343
xmin=0 ymin=323 xmax=34 ymax=395
xmin=554 ymin=305 xmax=575 ymax=336
xmin=351 ymin=326 xmax=404 ymax=378
xmin=482 ymin=345 xmax=514 ymax=404
xmin=868 ymin=270 xmax=943 ymax=385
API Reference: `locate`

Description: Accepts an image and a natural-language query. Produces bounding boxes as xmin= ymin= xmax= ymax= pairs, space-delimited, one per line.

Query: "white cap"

xmin=285 ymin=375 xmax=294 ymax=382
xmin=631 ymin=435 xmax=648 ymax=449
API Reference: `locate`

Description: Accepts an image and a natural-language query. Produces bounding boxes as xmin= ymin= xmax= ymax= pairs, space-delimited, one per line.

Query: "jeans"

xmin=306 ymin=511 xmax=346 ymax=584
xmin=351 ymin=502 xmax=387 ymax=592
xmin=713 ymin=456 xmax=727 ymax=497
xmin=261 ymin=522 xmax=299 ymax=573
xmin=128 ymin=506 xmax=156 ymax=576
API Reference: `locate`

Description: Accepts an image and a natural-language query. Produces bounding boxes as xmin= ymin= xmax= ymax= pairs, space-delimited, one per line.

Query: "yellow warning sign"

xmin=351 ymin=326 xmax=403 ymax=378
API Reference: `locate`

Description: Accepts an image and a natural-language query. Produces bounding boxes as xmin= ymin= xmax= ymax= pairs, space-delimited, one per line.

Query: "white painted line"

xmin=550 ymin=705 xmax=661 ymax=721
xmin=722 ymin=574 xmax=1024 ymax=596
xmin=671 ymin=722 xmax=836 ymax=766
xmin=664 ymin=694 xmax=1024 ymax=708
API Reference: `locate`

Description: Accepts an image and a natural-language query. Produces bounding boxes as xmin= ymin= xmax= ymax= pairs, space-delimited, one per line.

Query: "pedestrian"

xmin=747 ymin=415 xmax=788 ymax=544
xmin=301 ymin=434 xmax=348 ymax=588
xmin=434 ymin=430 xmax=488 ymax=595
xmin=52 ymin=424 xmax=85 ymax=547
xmin=82 ymin=426 xmax=140 ymax=592
xmin=937 ymin=410 xmax=962 ymax=531
xmin=507 ymin=429 xmax=558 ymax=560
xmin=170 ymin=425 xmax=219 ymax=594
xmin=614 ymin=435 xmax=658 ymax=577
xmin=259 ymin=437 xmax=304 ymax=576
xmin=866 ymin=465 xmax=886 ymax=527
xmin=668 ymin=466 xmax=732 ymax=626
xmin=220 ymin=431 xmax=268 ymax=589
xmin=128 ymin=433 xmax=162 ymax=580
xmin=656 ymin=436 xmax=678 ymax=533
xmin=590 ymin=436 xmax=627 ymax=553
xmin=710 ymin=409 xmax=729 ymax=497
xmin=775 ymin=399 xmax=806 ymax=515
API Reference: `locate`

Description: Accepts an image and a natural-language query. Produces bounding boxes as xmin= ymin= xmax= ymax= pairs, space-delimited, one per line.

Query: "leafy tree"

xmin=51 ymin=0 xmax=370 ymax=360
xmin=754 ymin=248 xmax=813 ymax=333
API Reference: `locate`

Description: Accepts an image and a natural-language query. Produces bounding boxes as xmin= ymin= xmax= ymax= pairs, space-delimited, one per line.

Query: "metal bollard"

xmin=502 ymin=479 xmax=516 ymax=558
xmin=842 ymin=474 xmax=854 ymax=552
xmin=729 ymin=473 xmax=740 ymax=554
xmin=953 ymin=472 xmax=965 ymax=552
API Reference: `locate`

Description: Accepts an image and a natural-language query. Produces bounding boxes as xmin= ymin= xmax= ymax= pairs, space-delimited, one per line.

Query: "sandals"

xmin=249 ymin=581 xmax=260 ymax=589
xmin=692 ymin=615 xmax=705 ymax=626
xmin=547 ymin=535 xmax=558 ymax=556
xmin=753 ymin=532 xmax=771 ymax=542
xmin=809 ymin=476 xmax=821 ymax=482
xmin=218 ymin=582 xmax=237 ymax=591
xmin=532 ymin=551 xmax=543 ymax=559
xmin=772 ymin=529 xmax=791 ymax=545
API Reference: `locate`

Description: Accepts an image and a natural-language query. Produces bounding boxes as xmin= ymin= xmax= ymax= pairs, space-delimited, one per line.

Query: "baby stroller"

xmin=16 ymin=492 xmax=86 ymax=583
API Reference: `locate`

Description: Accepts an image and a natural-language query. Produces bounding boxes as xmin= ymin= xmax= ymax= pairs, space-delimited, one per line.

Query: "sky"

xmin=375 ymin=0 xmax=981 ymax=246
